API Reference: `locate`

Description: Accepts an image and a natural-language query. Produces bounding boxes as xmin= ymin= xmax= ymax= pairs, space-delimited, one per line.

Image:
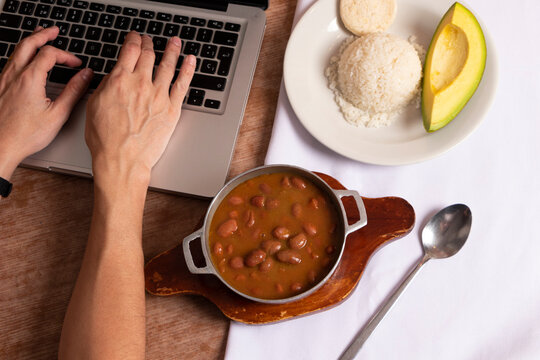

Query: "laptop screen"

xmin=149 ymin=0 xmax=268 ymax=11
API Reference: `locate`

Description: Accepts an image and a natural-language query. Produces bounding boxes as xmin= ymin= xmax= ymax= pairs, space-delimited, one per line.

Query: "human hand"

xmin=0 ymin=26 xmax=92 ymax=180
xmin=85 ymin=31 xmax=195 ymax=191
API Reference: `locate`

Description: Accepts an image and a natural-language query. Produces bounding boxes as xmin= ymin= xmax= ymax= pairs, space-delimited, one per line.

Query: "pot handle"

xmin=334 ymin=189 xmax=368 ymax=235
xmin=182 ymin=228 xmax=213 ymax=275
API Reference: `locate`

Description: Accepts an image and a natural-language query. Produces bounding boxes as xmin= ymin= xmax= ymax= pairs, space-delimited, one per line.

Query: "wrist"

xmin=0 ymin=149 xmax=21 ymax=181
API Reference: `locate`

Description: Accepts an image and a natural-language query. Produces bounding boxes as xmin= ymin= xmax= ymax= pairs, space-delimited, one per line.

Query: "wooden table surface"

xmin=0 ymin=1 xmax=297 ymax=358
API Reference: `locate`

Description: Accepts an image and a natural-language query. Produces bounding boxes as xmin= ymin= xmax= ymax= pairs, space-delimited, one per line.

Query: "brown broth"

xmin=208 ymin=172 xmax=342 ymax=300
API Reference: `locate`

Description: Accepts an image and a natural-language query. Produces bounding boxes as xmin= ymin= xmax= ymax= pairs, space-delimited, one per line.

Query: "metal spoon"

xmin=339 ymin=204 xmax=472 ymax=360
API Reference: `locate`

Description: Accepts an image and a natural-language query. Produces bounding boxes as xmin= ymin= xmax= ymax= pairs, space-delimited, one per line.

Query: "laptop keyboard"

xmin=0 ymin=0 xmax=243 ymax=112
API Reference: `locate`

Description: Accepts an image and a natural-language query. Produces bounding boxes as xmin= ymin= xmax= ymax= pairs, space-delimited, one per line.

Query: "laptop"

xmin=0 ymin=0 xmax=267 ymax=197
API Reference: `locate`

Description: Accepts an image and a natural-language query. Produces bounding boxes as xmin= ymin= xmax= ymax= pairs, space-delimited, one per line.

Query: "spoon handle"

xmin=339 ymin=255 xmax=430 ymax=360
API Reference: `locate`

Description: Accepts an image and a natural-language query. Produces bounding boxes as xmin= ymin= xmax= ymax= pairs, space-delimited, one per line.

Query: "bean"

xmin=228 ymin=196 xmax=244 ymax=205
xmin=308 ymin=269 xmax=316 ymax=283
xmin=235 ymin=274 xmax=246 ymax=281
xmin=217 ymin=219 xmax=238 ymax=238
xmin=251 ymin=287 xmax=263 ymax=297
xmin=275 ymin=283 xmax=284 ymax=293
xmin=309 ymin=197 xmax=319 ymax=209
xmin=326 ymin=245 xmax=335 ymax=254
xmin=251 ymin=228 xmax=262 ymax=240
xmin=291 ymin=203 xmax=302 ymax=218
xmin=306 ymin=246 xmax=313 ymax=254
xmin=213 ymin=242 xmax=224 ymax=256
xmin=229 ymin=256 xmax=244 ymax=269
xmin=259 ymin=183 xmax=272 ymax=194
xmin=244 ymin=210 xmax=255 ymax=228
xmin=228 ymin=210 xmax=239 ymax=219
xmin=226 ymin=244 xmax=234 ymax=255
xmin=250 ymin=195 xmax=265 ymax=208
xmin=250 ymin=271 xmax=259 ymax=279
xmin=322 ymin=257 xmax=331 ymax=267
xmin=289 ymin=233 xmax=307 ymax=250
xmin=276 ymin=249 xmax=302 ymax=264
xmin=303 ymin=222 xmax=317 ymax=236
xmin=261 ymin=240 xmax=281 ymax=255
xmin=330 ymin=222 xmax=337 ymax=234
xmin=259 ymin=258 xmax=273 ymax=272
xmin=272 ymin=226 xmax=290 ymax=240
xmin=245 ymin=249 xmax=267 ymax=267
xmin=291 ymin=282 xmax=303 ymax=292
xmin=291 ymin=177 xmax=306 ymax=189
xmin=266 ymin=198 xmax=279 ymax=209
xmin=281 ymin=176 xmax=291 ymax=188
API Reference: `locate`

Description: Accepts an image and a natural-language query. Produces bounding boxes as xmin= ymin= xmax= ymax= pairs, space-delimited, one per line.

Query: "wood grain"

xmin=144 ymin=173 xmax=415 ymax=324
xmin=0 ymin=1 xmax=297 ymax=359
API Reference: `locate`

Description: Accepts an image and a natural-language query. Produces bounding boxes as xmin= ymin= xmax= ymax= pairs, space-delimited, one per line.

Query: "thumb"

xmin=51 ymin=68 xmax=93 ymax=119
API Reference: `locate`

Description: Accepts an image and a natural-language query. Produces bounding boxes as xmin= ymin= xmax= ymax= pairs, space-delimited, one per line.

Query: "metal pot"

xmin=182 ymin=164 xmax=367 ymax=304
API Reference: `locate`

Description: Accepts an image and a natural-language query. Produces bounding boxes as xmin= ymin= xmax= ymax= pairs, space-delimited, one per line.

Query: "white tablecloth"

xmin=225 ymin=0 xmax=540 ymax=359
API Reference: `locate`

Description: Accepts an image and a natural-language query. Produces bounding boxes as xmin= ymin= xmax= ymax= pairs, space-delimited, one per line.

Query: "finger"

xmin=115 ymin=31 xmax=142 ymax=72
xmin=134 ymin=35 xmax=155 ymax=77
xmin=11 ymin=26 xmax=60 ymax=68
xmin=154 ymin=37 xmax=182 ymax=87
xmin=170 ymin=55 xmax=196 ymax=110
xmin=51 ymin=68 xmax=93 ymax=119
xmin=29 ymin=45 xmax=82 ymax=85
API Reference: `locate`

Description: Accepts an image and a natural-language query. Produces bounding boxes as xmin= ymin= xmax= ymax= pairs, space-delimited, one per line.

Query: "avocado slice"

xmin=422 ymin=2 xmax=486 ymax=132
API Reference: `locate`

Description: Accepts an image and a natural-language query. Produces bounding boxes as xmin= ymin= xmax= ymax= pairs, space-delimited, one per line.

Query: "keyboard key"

xmin=195 ymin=57 xmax=200 ymax=71
xmin=187 ymin=94 xmax=203 ymax=106
xmin=218 ymin=58 xmax=231 ymax=76
xmin=21 ymin=30 xmax=32 ymax=39
xmin=173 ymin=15 xmax=188 ymax=24
xmin=0 ymin=27 xmax=21 ymax=43
xmin=130 ymin=18 xmax=146 ymax=32
xmin=207 ymin=20 xmax=223 ymax=29
xmin=200 ymin=59 xmax=217 ymax=74
xmin=204 ymin=99 xmax=220 ymax=109
xmin=38 ymin=19 xmax=53 ymax=28
xmin=122 ymin=7 xmax=137 ymax=16
xmin=225 ymin=22 xmax=241 ymax=32
xmin=50 ymin=6 xmax=66 ymax=20
xmin=75 ymin=54 xmax=88 ymax=67
xmin=217 ymin=46 xmax=234 ymax=60
xmin=152 ymin=36 xmax=167 ymax=51
xmin=105 ymin=5 xmax=120 ymax=14
xmin=157 ymin=12 xmax=171 ymax=21
xmin=34 ymin=4 xmax=50 ymax=17
xmin=88 ymin=56 xmax=104 ymax=72
xmin=84 ymin=40 xmax=100 ymax=55
xmin=73 ymin=1 xmax=89 ymax=9
xmin=66 ymin=8 xmax=82 ymax=22
xmin=68 ymin=38 xmax=85 ymax=53
xmin=140 ymin=10 xmax=154 ymax=19
xmin=98 ymin=13 xmax=114 ymax=27
xmin=101 ymin=28 xmax=117 ymax=43
xmin=213 ymin=31 xmax=238 ymax=46
xmin=104 ymin=59 xmax=115 ymax=72
xmin=196 ymin=28 xmax=212 ymax=42
xmin=190 ymin=17 xmax=205 ymax=27
xmin=154 ymin=50 xmax=162 ymax=66
xmin=57 ymin=0 xmax=72 ymax=7
xmin=147 ymin=21 xmax=163 ymax=35
xmin=40 ymin=0 xmax=55 ymax=3
xmin=0 ymin=58 xmax=8 ymax=72
xmin=49 ymin=66 xmax=78 ymax=84
xmin=175 ymin=55 xmax=184 ymax=69
xmin=183 ymin=41 xmax=199 ymax=56
xmin=89 ymin=73 xmax=103 ymax=89
xmin=55 ymin=21 xmax=69 ymax=35
xmin=0 ymin=13 xmax=22 ymax=27
xmin=100 ymin=43 xmax=117 ymax=58
xmin=7 ymin=44 xmax=16 ymax=56
xmin=89 ymin=2 xmax=104 ymax=11
xmin=191 ymin=74 xmax=226 ymax=91
xmin=163 ymin=23 xmax=179 ymax=37
xmin=52 ymin=36 xmax=68 ymax=49
xmin=3 ymin=0 xmax=19 ymax=13
xmin=0 ymin=43 xmax=8 ymax=56
xmin=18 ymin=2 xmax=36 ymax=15
xmin=200 ymin=44 xmax=216 ymax=58
xmin=81 ymin=10 xmax=97 ymax=24
xmin=85 ymin=26 xmax=100 ymax=40
xmin=113 ymin=15 xmax=129 ymax=30
xmin=117 ymin=30 xmax=127 ymax=44
xmin=180 ymin=25 xmax=195 ymax=40
xmin=21 ymin=16 xmax=38 ymax=30
xmin=69 ymin=24 xmax=85 ymax=37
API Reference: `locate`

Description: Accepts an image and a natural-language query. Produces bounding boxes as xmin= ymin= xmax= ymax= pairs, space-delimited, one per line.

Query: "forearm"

xmin=59 ymin=177 xmax=148 ymax=360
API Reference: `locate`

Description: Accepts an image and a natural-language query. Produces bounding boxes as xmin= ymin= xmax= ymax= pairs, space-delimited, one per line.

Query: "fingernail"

xmin=81 ymin=68 xmax=93 ymax=81
xmin=171 ymin=37 xmax=181 ymax=47
xmin=187 ymin=55 xmax=196 ymax=66
xmin=34 ymin=25 xmax=43 ymax=32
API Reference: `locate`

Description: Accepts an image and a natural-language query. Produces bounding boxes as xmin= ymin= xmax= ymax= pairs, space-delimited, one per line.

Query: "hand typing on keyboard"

xmin=0 ymin=25 xmax=91 ymax=181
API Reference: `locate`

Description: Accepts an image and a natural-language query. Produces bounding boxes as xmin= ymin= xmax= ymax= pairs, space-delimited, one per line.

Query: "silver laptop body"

xmin=2 ymin=0 xmax=267 ymax=197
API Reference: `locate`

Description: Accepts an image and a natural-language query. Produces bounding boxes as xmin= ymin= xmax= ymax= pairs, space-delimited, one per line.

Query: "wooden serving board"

xmin=144 ymin=173 xmax=415 ymax=324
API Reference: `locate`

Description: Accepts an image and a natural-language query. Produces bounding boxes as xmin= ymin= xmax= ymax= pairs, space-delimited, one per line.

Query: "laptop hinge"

xmin=148 ymin=0 xmax=228 ymax=12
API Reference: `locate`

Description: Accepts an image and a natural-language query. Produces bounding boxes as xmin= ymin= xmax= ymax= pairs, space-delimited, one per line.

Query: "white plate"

xmin=283 ymin=0 xmax=498 ymax=165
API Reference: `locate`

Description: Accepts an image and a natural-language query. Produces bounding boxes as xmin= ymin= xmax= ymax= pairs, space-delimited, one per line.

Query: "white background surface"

xmin=226 ymin=0 xmax=540 ymax=359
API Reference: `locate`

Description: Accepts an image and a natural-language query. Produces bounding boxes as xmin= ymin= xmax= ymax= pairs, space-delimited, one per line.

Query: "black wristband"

xmin=0 ymin=177 xmax=13 ymax=198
